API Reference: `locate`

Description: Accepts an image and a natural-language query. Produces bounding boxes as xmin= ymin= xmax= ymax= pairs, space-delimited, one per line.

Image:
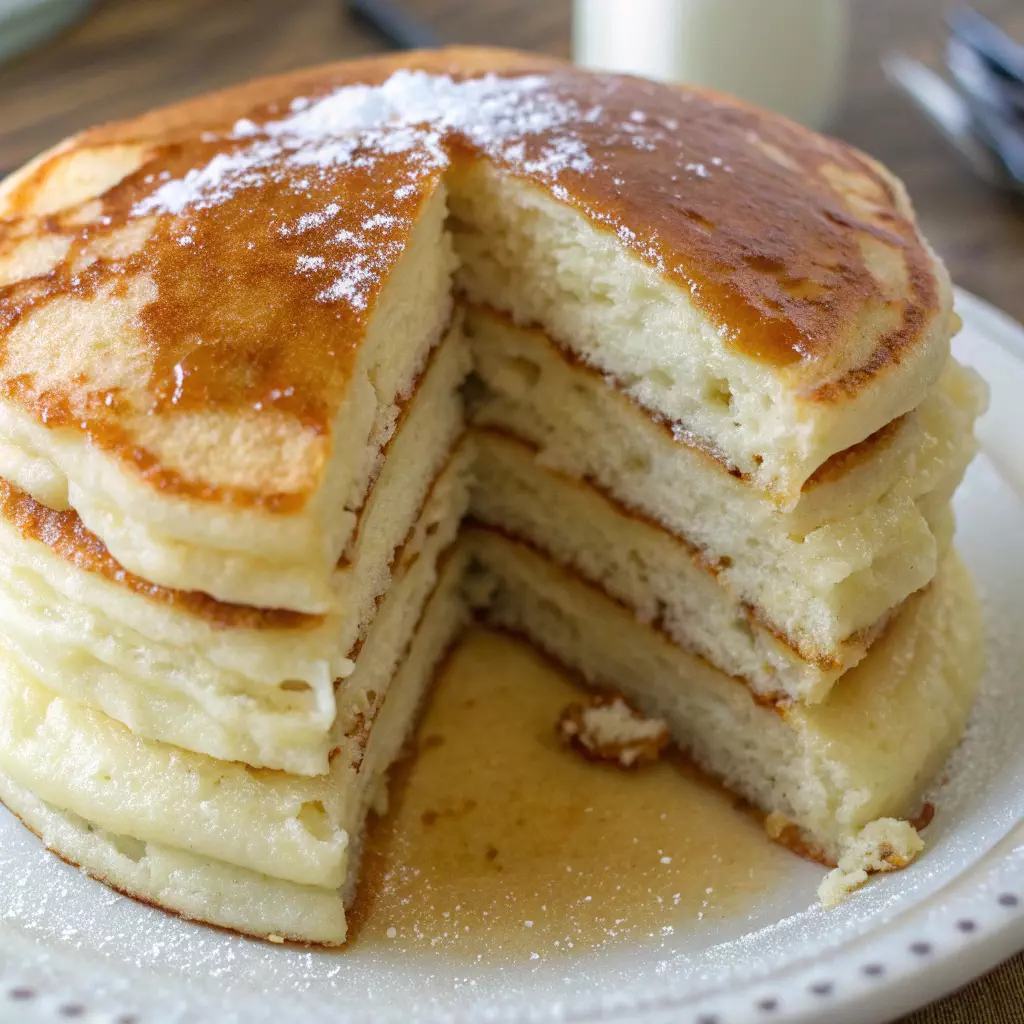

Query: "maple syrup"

xmin=350 ymin=628 xmax=783 ymax=960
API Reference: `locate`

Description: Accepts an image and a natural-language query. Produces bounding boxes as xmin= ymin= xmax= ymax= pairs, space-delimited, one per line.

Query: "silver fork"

xmin=883 ymin=51 xmax=1023 ymax=192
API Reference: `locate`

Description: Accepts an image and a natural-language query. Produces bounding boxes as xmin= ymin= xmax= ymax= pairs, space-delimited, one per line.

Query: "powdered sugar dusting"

xmin=284 ymin=204 xmax=341 ymax=236
xmin=130 ymin=71 xmax=612 ymax=316
xmin=315 ymin=252 xmax=378 ymax=308
xmin=135 ymin=145 xmax=283 ymax=217
xmin=295 ymin=254 xmax=325 ymax=274
xmin=129 ymin=68 xmax=740 ymax=316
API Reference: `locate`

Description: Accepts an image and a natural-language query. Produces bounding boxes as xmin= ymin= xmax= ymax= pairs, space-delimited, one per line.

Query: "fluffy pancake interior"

xmin=467 ymin=304 xmax=983 ymax=662
xmin=472 ymin=429 xmax=839 ymax=702
xmin=447 ymin=159 xmax=952 ymax=502
xmin=333 ymin=322 xmax=470 ymax=649
xmin=465 ymin=528 xmax=981 ymax=862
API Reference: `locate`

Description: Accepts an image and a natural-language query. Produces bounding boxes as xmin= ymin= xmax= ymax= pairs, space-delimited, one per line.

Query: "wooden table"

xmin=0 ymin=2 xmax=1021 ymax=1021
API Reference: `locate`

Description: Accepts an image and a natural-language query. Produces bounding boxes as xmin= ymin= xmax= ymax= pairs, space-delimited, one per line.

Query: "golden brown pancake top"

xmin=0 ymin=47 xmax=941 ymax=510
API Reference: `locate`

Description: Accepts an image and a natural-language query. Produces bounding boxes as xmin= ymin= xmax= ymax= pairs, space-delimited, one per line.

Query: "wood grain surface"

xmin=0 ymin=2 xmax=1021 ymax=1021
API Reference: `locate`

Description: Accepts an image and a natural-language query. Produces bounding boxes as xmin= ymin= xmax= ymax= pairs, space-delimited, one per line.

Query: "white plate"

xmin=0 ymin=288 xmax=1022 ymax=1024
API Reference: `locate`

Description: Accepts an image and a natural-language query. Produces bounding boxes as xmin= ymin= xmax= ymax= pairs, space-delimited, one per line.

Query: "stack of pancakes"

xmin=0 ymin=48 xmax=985 ymax=944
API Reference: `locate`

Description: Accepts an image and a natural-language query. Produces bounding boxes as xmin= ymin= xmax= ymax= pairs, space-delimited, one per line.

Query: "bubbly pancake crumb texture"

xmin=0 ymin=47 xmax=986 ymax=943
xmin=558 ymin=694 xmax=670 ymax=768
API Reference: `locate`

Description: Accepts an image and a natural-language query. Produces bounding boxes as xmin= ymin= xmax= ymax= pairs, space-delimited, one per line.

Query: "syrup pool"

xmin=349 ymin=628 xmax=786 ymax=962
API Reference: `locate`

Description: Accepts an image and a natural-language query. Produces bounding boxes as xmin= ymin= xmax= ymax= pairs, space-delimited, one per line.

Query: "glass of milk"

xmin=572 ymin=0 xmax=849 ymax=130
xmin=0 ymin=0 xmax=91 ymax=64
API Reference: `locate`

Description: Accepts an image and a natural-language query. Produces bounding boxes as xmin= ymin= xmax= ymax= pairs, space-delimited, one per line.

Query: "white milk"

xmin=572 ymin=0 xmax=849 ymax=129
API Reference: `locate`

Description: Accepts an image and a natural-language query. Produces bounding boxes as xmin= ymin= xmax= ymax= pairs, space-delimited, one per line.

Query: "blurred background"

xmin=0 ymin=0 xmax=1021 ymax=319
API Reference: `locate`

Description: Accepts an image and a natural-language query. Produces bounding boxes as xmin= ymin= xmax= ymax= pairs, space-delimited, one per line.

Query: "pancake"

xmin=468 ymin=304 xmax=983 ymax=681
xmin=0 ymin=773 xmax=348 ymax=945
xmin=0 ymin=548 xmax=468 ymax=944
xmin=466 ymin=530 xmax=982 ymax=863
xmin=0 ymin=331 xmax=470 ymax=772
xmin=0 ymin=47 xmax=986 ymax=931
xmin=0 ymin=47 xmax=953 ymax=604
xmin=0 ymin=160 xmax=454 ymax=610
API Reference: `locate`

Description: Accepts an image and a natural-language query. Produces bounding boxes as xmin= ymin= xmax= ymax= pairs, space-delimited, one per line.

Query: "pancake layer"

xmin=0 ymin=330 xmax=470 ymax=772
xmin=448 ymin=156 xmax=952 ymax=505
xmin=465 ymin=529 xmax=982 ymax=862
xmin=0 ymin=549 xmax=468 ymax=945
xmin=0 ymin=773 xmax=349 ymax=945
xmin=467 ymin=305 xmax=983 ymax=686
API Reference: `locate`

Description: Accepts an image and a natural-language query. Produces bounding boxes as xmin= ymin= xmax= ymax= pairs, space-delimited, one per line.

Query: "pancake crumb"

xmin=558 ymin=694 xmax=669 ymax=768
xmin=818 ymin=818 xmax=925 ymax=909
